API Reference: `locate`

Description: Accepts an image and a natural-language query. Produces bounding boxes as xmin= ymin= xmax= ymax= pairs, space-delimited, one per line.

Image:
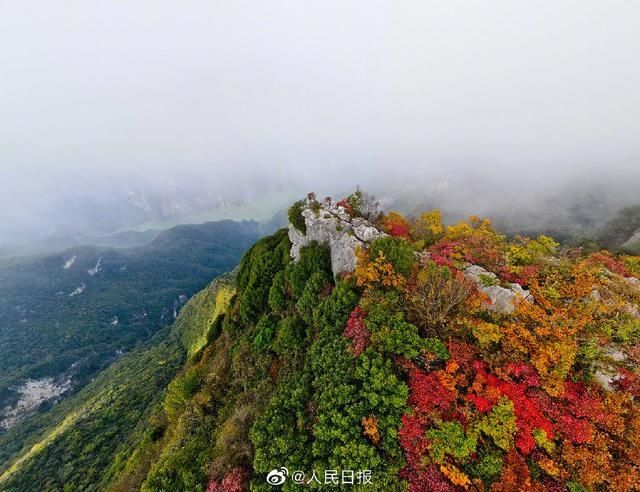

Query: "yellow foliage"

xmin=411 ymin=209 xmax=444 ymax=246
xmin=354 ymin=247 xmax=404 ymax=290
xmin=622 ymin=256 xmax=640 ymax=276
xmin=440 ymin=463 xmax=471 ymax=487
xmin=472 ymin=321 xmax=503 ymax=348
xmin=501 ymin=301 xmax=581 ymax=396
xmin=507 ymin=235 xmax=559 ymax=266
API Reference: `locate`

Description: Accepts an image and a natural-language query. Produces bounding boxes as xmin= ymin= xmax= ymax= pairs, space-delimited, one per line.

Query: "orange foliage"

xmin=361 ymin=415 xmax=381 ymax=446
xmin=382 ymin=211 xmax=411 ymax=239
xmin=354 ymin=246 xmax=405 ymax=289
xmin=440 ymin=463 xmax=471 ymax=488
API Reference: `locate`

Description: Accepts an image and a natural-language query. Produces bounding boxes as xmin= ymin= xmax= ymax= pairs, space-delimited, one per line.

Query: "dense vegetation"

xmin=0 ymin=275 xmax=235 ymax=491
xmin=0 ymin=220 xmax=260 ymax=414
xmin=5 ymin=194 xmax=640 ymax=491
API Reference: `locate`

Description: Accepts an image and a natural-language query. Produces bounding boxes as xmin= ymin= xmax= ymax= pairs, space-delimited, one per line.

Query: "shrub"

xmin=288 ymin=200 xmax=307 ymax=233
xmin=507 ymin=235 xmax=558 ymax=266
xmin=341 ymin=189 xmax=383 ymax=223
xmin=382 ymin=212 xmax=411 ymax=239
xmin=355 ymin=246 xmax=406 ymax=290
xmin=267 ymin=271 xmax=288 ymax=314
xmin=206 ymin=467 xmax=247 ymax=492
xmin=236 ymin=230 xmax=290 ymax=325
xmin=343 ymin=306 xmax=370 ymax=356
xmin=469 ymin=451 xmax=503 ymax=485
xmin=370 ymin=321 xmax=424 ymax=360
xmin=411 ymin=210 xmax=444 ymax=248
xmin=253 ymin=314 xmax=278 ymax=350
xmin=370 ymin=236 xmax=416 ymax=276
xmin=296 ymin=270 xmax=331 ymax=325
xmin=163 ymin=366 xmax=204 ymax=423
xmin=272 ymin=316 xmax=305 ymax=355
xmin=404 ymin=262 xmax=471 ymax=333
xmin=285 ymin=242 xmax=331 ymax=298
xmin=476 ymin=397 xmax=517 ymax=451
xmin=425 ymin=420 xmax=477 ymax=463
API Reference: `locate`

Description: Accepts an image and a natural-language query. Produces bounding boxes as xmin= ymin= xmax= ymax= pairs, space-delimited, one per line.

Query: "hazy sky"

xmin=1 ymin=1 xmax=639 ymax=239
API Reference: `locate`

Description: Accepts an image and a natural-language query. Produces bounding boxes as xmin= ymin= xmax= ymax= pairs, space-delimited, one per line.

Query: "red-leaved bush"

xmin=206 ymin=467 xmax=247 ymax=492
xmin=343 ymin=306 xmax=370 ymax=356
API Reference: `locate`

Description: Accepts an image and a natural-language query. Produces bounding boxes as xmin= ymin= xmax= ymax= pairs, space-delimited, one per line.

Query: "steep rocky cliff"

xmin=288 ymin=196 xmax=385 ymax=276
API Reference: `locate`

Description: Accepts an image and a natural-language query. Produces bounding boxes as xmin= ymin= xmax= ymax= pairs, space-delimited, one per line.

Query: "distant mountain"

xmin=623 ymin=230 xmax=640 ymax=254
xmin=0 ymin=226 xmax=160 ymax=260
xmin=0 ymin=180 xmax=298 ymax=251
xmin=0 ymin=220 xmax=262 ymax=430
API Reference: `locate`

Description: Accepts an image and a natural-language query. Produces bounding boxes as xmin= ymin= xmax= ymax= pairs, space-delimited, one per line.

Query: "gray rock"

xmin=594 ymin=368 xmax=620 ymax=392
xmin=593 ymin=346 xmax=626 ymax=391
xmin=288 ymin=198 xmax=386 ymax=276
xmin=624 ymin=276 xmax=640 ymax=288
xmin=602 ymin=346 xmax=626 ymax=363
xmin=464 ymin=264 xmax=533 ymax=314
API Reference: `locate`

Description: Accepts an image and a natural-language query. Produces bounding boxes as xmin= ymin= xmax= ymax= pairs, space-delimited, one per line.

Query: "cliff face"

xmin=288 ymin=197 xmax=385 ymax=276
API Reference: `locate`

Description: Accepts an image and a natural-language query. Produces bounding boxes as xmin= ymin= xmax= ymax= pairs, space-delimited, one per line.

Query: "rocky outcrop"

xmin=624 ymin=276 xmax=640 ymax=289
xmin=594 ymin=346 xmax=626 ymax=392
xmin=464 ymin=264 xmax=533 ymax=314
xmin=288 ymin=197 xmax=385 ymax=276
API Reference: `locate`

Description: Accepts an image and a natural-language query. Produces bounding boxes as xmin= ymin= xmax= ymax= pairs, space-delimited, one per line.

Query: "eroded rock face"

xmin=288 ymin=198 xmax=385 ymax=276
xmin=464 ymin=264 xmax=533 ymax=314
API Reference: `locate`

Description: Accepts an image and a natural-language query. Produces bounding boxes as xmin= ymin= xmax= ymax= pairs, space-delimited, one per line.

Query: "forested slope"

xmin=0 ymin=275 xmax=235 ymax=491
xmin=0 ymin=220 xmax=260 ymax=422
xmin=6 ymin=193 xmax=640 ymax=491
xmin=102 ymin=194 xmax=640 ymax=490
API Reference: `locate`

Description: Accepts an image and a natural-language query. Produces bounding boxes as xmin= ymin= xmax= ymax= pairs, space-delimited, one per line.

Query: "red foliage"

xmin=384 ymin=214 xmax=411 ymax=239
xmin=206 ymin=467 xmax=247 ymax=492
xmin=408 ymin=368 xmax=457 ymax=414
xmin=428 ymin=241 xmax=460 ymax=267
xmin=398 ymin=412 xmax=429 ymax=467
xmin=499 ymin=265 xmax=539 ymax=287
xmin=589 ymin=251 xmax=632 ymax=277
xmin=447 ymin=340 xmax=478 ymax=372
xmin=614 ymin=368 xmax=640 ymax=398
xmin=468 ymin=393 xmax=493 ymax=413
xmin=562 ymin=382 xmax=606 ymax=422
xmin=389 ymin=223 xmax=410 ymax=238
xmin=505 ymin=363 xmax=541 ymax=387
xmin=400 ymin=465 xmax=458 ymax=492
xmin=461 ymin=236 xmax=505 ymax=274
xmin=558 ymin=415 xmax=594 ymax=444
xmin=336 ymin=198 xmax=353 ymax=215
xmin=343 ymin=306 xmax=370 ymax=356
xmin=474 ymin=363 xmax=554 ymax=454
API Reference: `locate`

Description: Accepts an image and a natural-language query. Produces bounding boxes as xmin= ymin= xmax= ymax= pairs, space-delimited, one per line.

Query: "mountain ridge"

xmin=3 ymin=192 xmax=640 ymax=491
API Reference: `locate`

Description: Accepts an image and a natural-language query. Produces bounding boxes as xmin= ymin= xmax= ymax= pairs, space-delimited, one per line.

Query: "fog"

xmin=1 ymin=1 xmax=639 ymax=244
